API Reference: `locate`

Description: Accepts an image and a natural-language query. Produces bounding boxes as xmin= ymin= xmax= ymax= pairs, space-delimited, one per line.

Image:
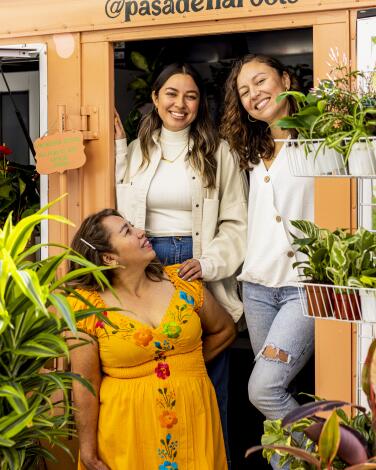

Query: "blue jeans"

xmin=151 ymin=236 xmax=231 ymax=466
xmin=243 ymin=282 xmax=314 ymax=470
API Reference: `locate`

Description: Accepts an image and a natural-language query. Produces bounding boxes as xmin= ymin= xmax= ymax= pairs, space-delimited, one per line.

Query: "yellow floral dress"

xmin=69 ymin=265 xmax=228 ymax=470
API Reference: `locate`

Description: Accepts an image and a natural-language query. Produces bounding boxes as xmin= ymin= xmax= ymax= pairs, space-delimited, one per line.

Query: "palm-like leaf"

xmin=0 ymin=198 xmax=113 ymax=469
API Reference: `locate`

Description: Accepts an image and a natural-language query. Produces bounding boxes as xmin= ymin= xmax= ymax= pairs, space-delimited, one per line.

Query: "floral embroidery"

xmin=133 ymin=327 xmax=153 ymax=346
xmin=159 ymin=410 xmax=178 ymax=429
xmin=157 ymin=433 xmax=178 ymax=465
xmin=156 ymin=387 xmax=176 ymax=409
xmin=155 ymin=362 xmax=170 ymax=380
xmin=162 ymin=322 xmax=182 ymax=339
xmin=154 ymin=340 xmax=175 ymax=361
xmin=110 ymin=318 xmax=137 ymax=340
xmin=179 ymin=291 xmax=194 ymax=305
xmin=159 ymin=461 xmax=178 ymax=470
xmin=95 ymin=311 xmax=108 ymax=329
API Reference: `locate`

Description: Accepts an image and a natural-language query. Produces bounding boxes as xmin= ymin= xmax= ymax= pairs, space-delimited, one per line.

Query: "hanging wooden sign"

xmin=34 ymin=131 xmax=86 ymax=175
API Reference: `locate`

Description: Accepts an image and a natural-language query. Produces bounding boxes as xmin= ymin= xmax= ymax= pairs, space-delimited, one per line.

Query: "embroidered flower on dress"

xmin=159 ymin=461 xmax=178 ymax=470
xmin=179 ymin=291 xmax=194 ymax=305
xmin=155 ymin=362 xmax=170 ymax=380
xmin=162 ymin=322 xmax=182 ymax=339
xmin=159 ymin=410 xmax=178 ymax=429
xmin=95 ymin=311 xmax=108 ymax=329
xmin=133 ymin=327 xmax=153 ymax=346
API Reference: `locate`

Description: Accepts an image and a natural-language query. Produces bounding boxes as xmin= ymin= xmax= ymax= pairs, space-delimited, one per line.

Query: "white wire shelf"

xmin=277 ymin=137 xmax=376 ymax=178
xmin=297 ymin=282 xmax=376 ymax=323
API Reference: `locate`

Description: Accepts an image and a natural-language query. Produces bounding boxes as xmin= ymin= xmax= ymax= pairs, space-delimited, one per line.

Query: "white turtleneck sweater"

xmin=146 ymin=126 xmax=192 ymax=236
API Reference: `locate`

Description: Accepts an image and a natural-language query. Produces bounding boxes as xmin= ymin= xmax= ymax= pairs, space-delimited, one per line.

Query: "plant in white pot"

xmin=277 ymin=50 xmax=376 ymax=177
xmin=276 ymin=90 xmax=346 ymax=176
xmin=311 ymin=55 xmax=376 ymax=176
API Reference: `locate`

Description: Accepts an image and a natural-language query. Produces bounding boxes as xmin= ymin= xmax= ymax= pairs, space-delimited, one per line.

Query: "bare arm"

xmin=67 ymin=332 xmax=109 ymax=470
xmin=198 ymin=287 xmax=237 ymax=363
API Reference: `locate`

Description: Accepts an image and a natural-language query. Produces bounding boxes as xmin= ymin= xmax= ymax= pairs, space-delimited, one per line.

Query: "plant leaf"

xmin=318 ymin=411 xmax=340 ymax=465
xmin=245 ymin=444 xmax=321 ymax=468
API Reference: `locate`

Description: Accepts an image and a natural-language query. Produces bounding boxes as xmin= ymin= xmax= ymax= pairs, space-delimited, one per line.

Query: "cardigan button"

xmin=195 ymin=204 xmax=199 ymax=208
xmin=275 ymin=215 xmax=282 ymax=223
xmin=264 ymin=176 xmax=270 ymax=183
xmin=195 ymin=232 xmax=199 ymax=236
xmin=287 ymin=251 xmax=294 ymax=258
xmin=192 ymin=176 xmax=196 ymax=180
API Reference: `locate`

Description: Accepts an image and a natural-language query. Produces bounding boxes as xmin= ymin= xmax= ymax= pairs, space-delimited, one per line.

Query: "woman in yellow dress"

xmin=67 ymin=208 xmax=235 ymax=470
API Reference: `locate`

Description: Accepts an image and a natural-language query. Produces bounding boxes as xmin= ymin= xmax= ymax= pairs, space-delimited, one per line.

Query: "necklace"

xmin=160 ymin=143 xmax=188 ymax=163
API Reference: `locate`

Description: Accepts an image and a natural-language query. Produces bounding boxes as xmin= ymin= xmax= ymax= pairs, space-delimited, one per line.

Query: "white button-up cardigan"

xmin=238 ymin=143 xmax=314 ymax=287
xmin=115 ymin=132 xmax=248 ymax=322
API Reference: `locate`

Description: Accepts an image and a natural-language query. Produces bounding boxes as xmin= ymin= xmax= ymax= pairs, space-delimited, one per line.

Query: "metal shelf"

xmin=297 ymin=282 xmax=376 ymax=323
xmin=276 ymin=137 xmax=376 ymax=178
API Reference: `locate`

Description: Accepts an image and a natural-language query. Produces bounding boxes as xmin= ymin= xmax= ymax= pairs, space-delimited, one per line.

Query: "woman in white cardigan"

xmin=115 ymin=62 xmax=248 ymax=466
xmin=221 ymin=54 xmax=314 ymax=470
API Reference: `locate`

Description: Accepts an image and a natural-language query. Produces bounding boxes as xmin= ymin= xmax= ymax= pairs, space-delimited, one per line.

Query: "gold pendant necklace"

xmin=160 ymin=144 xmax=188 ymax=163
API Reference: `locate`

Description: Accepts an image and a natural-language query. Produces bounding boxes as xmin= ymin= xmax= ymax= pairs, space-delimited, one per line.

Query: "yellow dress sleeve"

xmin=164 ymin=264 xmax=204 ymax=310
xmin=67 ymin=289 xmax=106 ymax=336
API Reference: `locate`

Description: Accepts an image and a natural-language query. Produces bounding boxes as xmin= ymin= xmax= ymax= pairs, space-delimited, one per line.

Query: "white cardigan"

xmin=238 ymin=143 xmax=314 ymax=287
xmin=115 ymin=131 xmax=248 ymax=321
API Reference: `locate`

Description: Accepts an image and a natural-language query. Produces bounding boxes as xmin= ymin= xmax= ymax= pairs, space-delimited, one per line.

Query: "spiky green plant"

xmin=0 ymin=197 xmax=113 ymax=470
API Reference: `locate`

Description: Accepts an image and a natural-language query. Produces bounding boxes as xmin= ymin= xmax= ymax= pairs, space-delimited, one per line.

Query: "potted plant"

xmin=290 ymin=219 xmax=335 ymax=318
xmin=292 ymin=220 xmax=376 ymax=321
xmin=276 ymin=89 xmax=346 ymax=176
xmin=277 ymin=50 xmax=376 ymax=177
xmin=245 ymin=337 xmax=376 ymax=469
xmin=0 ymin=197 xmax=113 ymax=469
xmin=347 ymin=229 xmax=376 ymax=322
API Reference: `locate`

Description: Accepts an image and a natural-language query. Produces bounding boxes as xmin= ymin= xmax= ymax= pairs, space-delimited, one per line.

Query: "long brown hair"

xmin=69 ymin=208 xmax=164 ymax=290
xmin=138 ymin=62 xmax=219 ymax=188
xmin=220 ymin=54 xmax=299 ymax=170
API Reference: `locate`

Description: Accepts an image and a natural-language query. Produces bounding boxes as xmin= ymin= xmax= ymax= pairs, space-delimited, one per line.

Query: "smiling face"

xmin=152 ymin=73 xmax=200 ymax=132
xmin=237 ymin=60 xmax=291 ymax=126
xmin=101 ymin=215 xmax=155 ymax=268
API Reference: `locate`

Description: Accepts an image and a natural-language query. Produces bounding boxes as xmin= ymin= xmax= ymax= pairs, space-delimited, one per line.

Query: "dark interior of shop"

xmin=115 ymin=27 xmax=315 ymax=469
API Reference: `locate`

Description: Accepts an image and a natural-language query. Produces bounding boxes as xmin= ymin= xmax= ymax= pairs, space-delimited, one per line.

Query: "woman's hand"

xmin=80 ymin=454 xmax=110 ymax=470
xmin=114 ymin=109 xmax=126 ymax=140
xmin=178 ymin=258 xmax=202 ymax=281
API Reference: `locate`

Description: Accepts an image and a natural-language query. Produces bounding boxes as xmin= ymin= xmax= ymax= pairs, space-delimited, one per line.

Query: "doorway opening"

xmin=114 ymin=27 xmax=314 ymax=469
xmin=0 ymin=44 xmax=48 ymax=258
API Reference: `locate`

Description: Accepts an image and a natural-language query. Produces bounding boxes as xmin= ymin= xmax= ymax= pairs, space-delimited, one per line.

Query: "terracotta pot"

xmin=332 ymin=292 xmax=362 ymax=321
xmin=305 ymin=284 xmax=333 ymax=318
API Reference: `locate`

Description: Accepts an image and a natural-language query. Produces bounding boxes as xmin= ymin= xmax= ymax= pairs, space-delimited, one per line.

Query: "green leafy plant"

xmin=290 ymin=220 xmax=336 ymax=283
xmin=0 ymin=196 xmax=114 ymax=469
xmin=276 ymin=90 xmax=327 ymax=140
xmin=291 ymin=220 xmax=376 ymax=287
xmin=246 ymin=338 xmax=376 ymax=469
xmin=123 ymin=51 xmax=164 ymax=141
xmin=0 ymin=144 xmax=40 ymax=230
xmin=277 ymin=50 xmax=376 ymax=162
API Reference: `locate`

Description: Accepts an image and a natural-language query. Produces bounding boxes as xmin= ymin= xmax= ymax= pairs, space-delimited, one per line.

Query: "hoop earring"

xmin=248 ymin=115 xmax=257 ymax=123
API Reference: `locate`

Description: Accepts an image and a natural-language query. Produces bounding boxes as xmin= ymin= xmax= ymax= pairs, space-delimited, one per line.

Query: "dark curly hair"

xmin=69 ymin=208 xmax=164 ymax=290
xmin=138 ymin=62 xmax=219 ymax=188
xmin=220 ymin=54 xmax=299 ymax=170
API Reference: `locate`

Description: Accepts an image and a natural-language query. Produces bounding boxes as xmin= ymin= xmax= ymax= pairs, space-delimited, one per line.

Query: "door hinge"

xmin=60 ymin=105 xmax=99 ymax=140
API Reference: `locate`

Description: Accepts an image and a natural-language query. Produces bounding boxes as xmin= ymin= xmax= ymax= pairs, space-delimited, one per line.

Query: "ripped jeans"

xmin=243 ymin=282 xmax=314 ymax=421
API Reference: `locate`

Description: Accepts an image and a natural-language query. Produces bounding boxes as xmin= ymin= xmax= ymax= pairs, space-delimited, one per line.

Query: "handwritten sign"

xmin=34 ymin=131 xmax=86 ymax=175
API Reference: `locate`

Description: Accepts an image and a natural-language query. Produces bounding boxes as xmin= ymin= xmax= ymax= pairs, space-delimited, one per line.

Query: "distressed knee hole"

xmin=261 ymin=344 xmax=291 ymax=363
